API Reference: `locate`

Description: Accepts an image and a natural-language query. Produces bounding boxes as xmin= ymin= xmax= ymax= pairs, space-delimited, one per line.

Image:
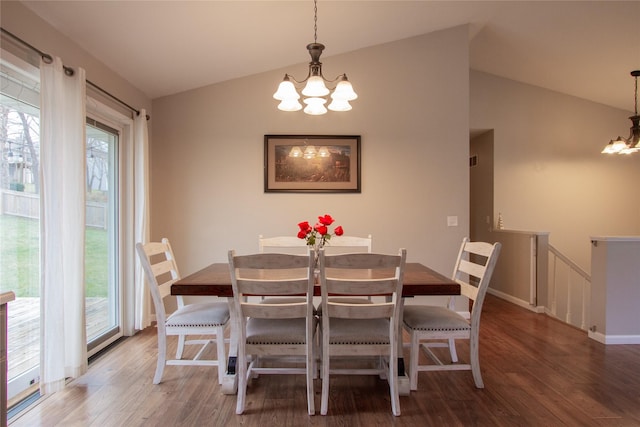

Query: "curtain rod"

xmin=1 ymin=27 xmax=150 ymax=120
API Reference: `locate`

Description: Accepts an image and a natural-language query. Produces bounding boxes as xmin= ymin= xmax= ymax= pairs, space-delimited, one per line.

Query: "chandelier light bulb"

xmin=303 ymin=97 xmax=327 ymax=115
xmin=273 ymin=77 xmax=299 ymax=101
xmin=328 ymin=98 xmax=352 ymax=112
xmin=601 ymin=137 xmax=628 ymax=154
xmin=331 ymin=77 xmax=358 ymax=101
xmin=302 ymin=76 xmax=330 ymax=97
xmin=277 ymin=99 xmax=303 ymax=112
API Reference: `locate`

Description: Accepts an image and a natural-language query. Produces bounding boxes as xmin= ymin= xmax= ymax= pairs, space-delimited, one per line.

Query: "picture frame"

xmin=264 ymin=135 xmax=361 ymax=193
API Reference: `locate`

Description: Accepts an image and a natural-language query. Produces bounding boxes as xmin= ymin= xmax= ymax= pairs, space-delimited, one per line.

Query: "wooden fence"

xmin=0 ymin=189 xmax=107 ymax=229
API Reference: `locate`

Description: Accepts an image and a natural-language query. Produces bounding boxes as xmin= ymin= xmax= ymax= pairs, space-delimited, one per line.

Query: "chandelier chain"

xmin=313 ymin=0 xmax=318 ymax=44
xmin=635 ymin=74 xmax=638 ymax=116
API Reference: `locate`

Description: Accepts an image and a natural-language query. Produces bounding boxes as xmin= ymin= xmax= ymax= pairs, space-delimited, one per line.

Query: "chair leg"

xmin=306 ymin=343 xmax=315 ymax=415
xmin=470 ymin=332 xmax=484 ymax=388
xmin=320 ymin=339 xmax=329 ymax=415
xmin=312 ymin=330 xmax=319 ymax=380
xmin=154 ymin=330 xmax=167 ymax=385
xmin=236 ymin=347 xmax=247 ymax=414
xmin=389 ymin=347 xmax=400 ymax=416
xmin=388 ymin=357 xmax=400 ymax=417
xmin=176 ymin=334 xmax=186 ymax=359
xmin=216 ymin=326 xmax=227 ymax=385
xmin=408 ymin=330 xmax=419 ymax=391
xmin=448 ymin=338 xmax=458 ymax=363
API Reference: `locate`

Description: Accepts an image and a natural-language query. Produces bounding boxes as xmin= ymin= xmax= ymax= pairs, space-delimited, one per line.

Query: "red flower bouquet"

xmin=297 ymin=214 xmax=344 ymax=252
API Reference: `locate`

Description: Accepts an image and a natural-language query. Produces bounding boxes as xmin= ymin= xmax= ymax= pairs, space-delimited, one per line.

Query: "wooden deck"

xmin=7 ymin=297 xmax=108 ymax=381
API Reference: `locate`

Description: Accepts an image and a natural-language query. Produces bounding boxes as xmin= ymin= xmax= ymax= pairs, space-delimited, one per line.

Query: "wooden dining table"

xmin=171 ymin=262 xmax=460 ymax=395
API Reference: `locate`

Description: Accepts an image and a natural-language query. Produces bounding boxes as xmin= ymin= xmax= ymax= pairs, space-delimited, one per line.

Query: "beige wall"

xmin=1 ymin=1 xmax=152 ymax=120
xmin=151 ymin=26 xmax=470 ymax=277
xmin=471 ymin=70 xmax=640 ymax=272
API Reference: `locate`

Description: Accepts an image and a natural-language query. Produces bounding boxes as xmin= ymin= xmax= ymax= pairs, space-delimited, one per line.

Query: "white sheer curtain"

xmin=134 ymin=109 xmax=151 ymax=330
xmin=39 ymin=56 xmax=87 ymax=393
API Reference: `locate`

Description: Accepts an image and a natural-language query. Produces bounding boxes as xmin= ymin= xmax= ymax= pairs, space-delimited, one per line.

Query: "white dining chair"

xmin=402 ymin=238 xmax=501 ymax=390
xmin=228 ymin=250 xmax=317 ymax=415
xmin=318 ymin=248 xmax=407 ymax=416
xmin=322 ymin=234 xmax=372 ymax=254
xmin=322 ymin=234 xmax=375 ymax=304
xmin=135 ymin=238 xmax=230 ymax=385
xmin=258 ymin=235 xmax=311 ymax=303
xmin=258 ymin=234 xmax=309 ymax=254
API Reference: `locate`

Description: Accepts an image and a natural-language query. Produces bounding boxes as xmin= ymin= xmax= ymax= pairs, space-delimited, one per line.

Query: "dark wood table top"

xmin=171 ymin=262 xmax=460 ymax=298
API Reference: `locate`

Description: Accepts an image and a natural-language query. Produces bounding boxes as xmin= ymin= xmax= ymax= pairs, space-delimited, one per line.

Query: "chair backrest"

xmin=135 ymin=238 xmax=181 ymax=325
xmin=228 ymin=250 xmax=315 ymax=322
xmin=323 ymin=234 xmax=372 ymax=254
xmin=319 ymin=248 xmax=407 ymax=321
xmin=258 ymin=235 xmax=309 ymax=255
xmin=451 ymin=238 xmax=501 ymax=321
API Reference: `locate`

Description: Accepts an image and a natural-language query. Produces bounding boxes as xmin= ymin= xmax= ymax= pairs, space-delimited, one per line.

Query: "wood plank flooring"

xmin=9 ymin=295 xmax=640 ymax=426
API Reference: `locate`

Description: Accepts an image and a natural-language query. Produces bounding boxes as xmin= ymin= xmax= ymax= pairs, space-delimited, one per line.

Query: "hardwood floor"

xmin=9 ymin=295 xmax=640 ymax=426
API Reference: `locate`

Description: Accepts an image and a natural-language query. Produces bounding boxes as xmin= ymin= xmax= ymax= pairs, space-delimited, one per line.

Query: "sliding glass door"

xmin=85 ymin=118 xmax=121 ymax=353
xmin=0 ymin=54 xmax=42 ymax=403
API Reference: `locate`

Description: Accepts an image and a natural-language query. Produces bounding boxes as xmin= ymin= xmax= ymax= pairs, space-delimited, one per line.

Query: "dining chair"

xmin=135 ymin=238 xmax=230 ymax=385
xmin=402 ymin=238 xmax=501 ymax=390
xmin=228 ymin=250 xmax=317 ymax=415
xmin=322 ymin=234 xmax=375 ymax=304
xmin=258 ymin=235 xmax=311 ymax=303
xmin=258 ymin=234 xmax=309 ymax=254
xmin=323 ymin=234 xmax=372 ymax=254
xmin=318 ymin=248 xmax=407 ymax=416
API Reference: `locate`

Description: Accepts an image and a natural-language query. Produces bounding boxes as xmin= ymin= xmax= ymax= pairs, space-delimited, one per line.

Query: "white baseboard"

xmin=588 ymin=330 xmax=640 ymax=345
xmin=487 ymin=288 xmax=544 ymax=313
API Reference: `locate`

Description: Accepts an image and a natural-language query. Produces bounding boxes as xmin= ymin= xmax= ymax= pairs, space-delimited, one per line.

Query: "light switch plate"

xmin=447 ymin=216 xmax=458 ymax=227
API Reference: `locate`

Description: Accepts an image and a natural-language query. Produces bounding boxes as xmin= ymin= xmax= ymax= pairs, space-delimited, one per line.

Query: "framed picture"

xmin=264 ymin=135 xmax=361 ymax=193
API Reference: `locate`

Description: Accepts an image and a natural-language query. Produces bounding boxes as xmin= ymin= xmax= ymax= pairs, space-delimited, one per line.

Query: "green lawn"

xmin=0 ymin=214 xmax=109 ymax=297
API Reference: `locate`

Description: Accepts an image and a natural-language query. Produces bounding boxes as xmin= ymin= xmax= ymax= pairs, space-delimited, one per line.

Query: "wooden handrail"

xmin=548 ymin=244 xmax=591 ymax=281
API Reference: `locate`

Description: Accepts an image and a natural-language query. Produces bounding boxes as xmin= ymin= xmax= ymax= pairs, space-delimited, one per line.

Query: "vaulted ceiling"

xmin=20 ymin=1 xmax=640 ymax=111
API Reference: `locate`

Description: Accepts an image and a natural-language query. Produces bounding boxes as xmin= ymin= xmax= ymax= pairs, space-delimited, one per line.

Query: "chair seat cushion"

xmin=246 ymin=317 xmax=317 ymax=344
xmin=326 ymin=318 xmax=390 ymax=344
xmin=402 ymin=305 xmax=470 ymax=331
xmin=166 ymin=302 xmax=230 ymax=327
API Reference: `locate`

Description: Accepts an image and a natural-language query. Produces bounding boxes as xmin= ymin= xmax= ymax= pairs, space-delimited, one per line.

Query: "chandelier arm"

xmin=323 ymin=74 xmax=347 ymax=85
xmin=287 ymin=74 xmax=346 ymax=91
xmin=286 ymin=72 xmax=312 ymax=85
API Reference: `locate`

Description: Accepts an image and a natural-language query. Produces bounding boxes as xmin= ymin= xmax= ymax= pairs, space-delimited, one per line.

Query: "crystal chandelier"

xmin=602 ymin=70 xmax=640 ymax=155
xmin=273 ymin=0 xmax=357 ymax=115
